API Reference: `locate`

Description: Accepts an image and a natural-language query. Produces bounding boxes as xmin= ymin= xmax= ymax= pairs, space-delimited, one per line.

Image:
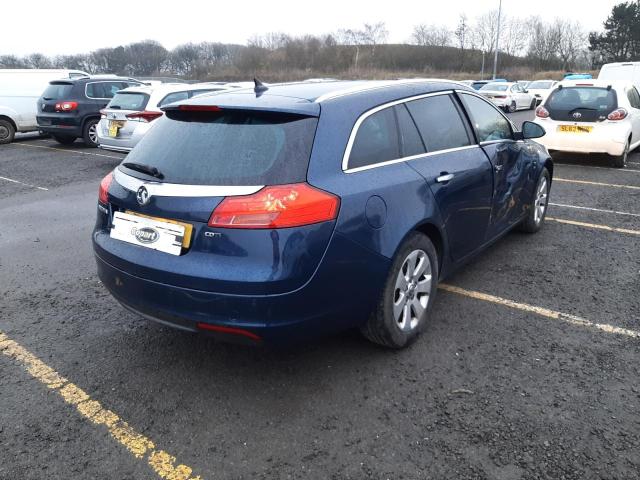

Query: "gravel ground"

xmin=0 ymin=125 xmax=639 ymax=480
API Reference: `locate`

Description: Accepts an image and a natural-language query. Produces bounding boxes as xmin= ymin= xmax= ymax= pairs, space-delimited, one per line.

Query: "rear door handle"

xmin=436 ymin=173 xmax=454 ymax=183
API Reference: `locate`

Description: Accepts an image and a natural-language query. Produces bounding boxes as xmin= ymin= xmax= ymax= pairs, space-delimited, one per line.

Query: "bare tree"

xmin=454 ymin=14 xmax=469 ymax=69
xmin=555 ymin=19 xmax=586 ymax=70
xmin=526 ymin=16 xmax=562 ymax=70
xmin=501 ymin=18 xmax=527 ymax=57
xmin=412 ymin=24 xmax=451 ymax=47
xmin=27 ymin=53 xmax=52 ymax=69
xmin=471 ymin=10 xmax=501 ymax=55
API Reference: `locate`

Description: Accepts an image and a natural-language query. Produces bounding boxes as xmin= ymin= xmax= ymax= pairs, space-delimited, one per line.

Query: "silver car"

xmin=97 ymin=83 xmax=230 ymax=152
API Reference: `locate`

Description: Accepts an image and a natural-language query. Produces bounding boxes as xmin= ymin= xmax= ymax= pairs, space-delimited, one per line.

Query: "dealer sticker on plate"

xmin=110 ymin=211 xmax=186 ymax=256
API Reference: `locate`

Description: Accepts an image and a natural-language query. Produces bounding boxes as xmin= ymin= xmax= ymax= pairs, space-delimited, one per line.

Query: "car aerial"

xmin=479 ymin=82 xmax=536 ymax=112
xmin=93 ymin=79 xmax=552 ymax=348
xmin=97 ymin=83 xmax=231 ymax=153
xmin=37 ymin=75 xmax=142 ymax=147
xmin=534 ymin=80 xmax=640 ymax=168
xmin=526 ymin=80 xmax=558 ymax=106
xmin=0 ymin=69 xmax=88 ymax=144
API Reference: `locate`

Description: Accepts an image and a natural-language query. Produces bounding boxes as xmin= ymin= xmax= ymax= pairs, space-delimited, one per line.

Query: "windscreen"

xmin=42 ymin=82 xmax=73 ymax=100
xmin=528 ymin=81 xmax=553 ymax=89
xmin=120 ymin=110 xmax=318 ymax=186
xmin=108 ymin=92 xmax=149 ymax=111
xmin=480 ymin=83 xmax=508 ymax=91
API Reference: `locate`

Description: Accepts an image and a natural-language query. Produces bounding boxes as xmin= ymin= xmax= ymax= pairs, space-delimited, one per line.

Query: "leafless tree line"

xmin=0 ymin=14 xmax=592 ymax=80
xmin=411 ymin=13 xmax=590 ymax=71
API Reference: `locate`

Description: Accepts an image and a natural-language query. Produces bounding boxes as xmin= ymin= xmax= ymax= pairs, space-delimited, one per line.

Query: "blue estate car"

xmin=93 ymin=79 xmax=552 ymax=348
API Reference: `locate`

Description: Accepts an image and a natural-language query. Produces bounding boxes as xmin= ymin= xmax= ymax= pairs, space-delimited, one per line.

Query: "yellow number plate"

xmin=558 ymin=125 xmax=593 ymax=133
xmin=124 ymin=210 xmax=193 ymax=249
xmin=108 ymin=120 xmax=124 ymax=137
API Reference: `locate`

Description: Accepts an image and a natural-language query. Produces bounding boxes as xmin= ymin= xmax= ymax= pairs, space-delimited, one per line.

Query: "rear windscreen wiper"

xmin=122 ymin=162 xmax=164 ymax=180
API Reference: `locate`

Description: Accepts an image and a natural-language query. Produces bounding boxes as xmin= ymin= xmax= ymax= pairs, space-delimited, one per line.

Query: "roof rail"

xmin=314 ymin=78 xmax=467 ymax=103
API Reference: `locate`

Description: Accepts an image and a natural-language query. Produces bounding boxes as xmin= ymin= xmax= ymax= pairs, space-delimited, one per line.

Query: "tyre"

xmin=519 ymin=167 xmax=550 ymax=233
xmin=53 ymin=134 xmax=76 ymax=145
xmin=508 ymin=101 xmax=517 ymax=113
xmin=82 ymin=119 xmax=99 ymax=147
xmin=0 ymin=118 xmax=16 ymax=144
xmin=360 ymin=232 xmax=438 ymax=349
xmin=529 ymin=98 xmax=537 ymax=110
xmin=611 ymin=141 xmax=629 ymax=168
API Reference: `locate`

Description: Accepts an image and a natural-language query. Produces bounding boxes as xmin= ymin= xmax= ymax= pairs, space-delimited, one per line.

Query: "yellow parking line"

xmin=547 ymin=217 xmax=640 ymax=236
xmin=11 ymin=142 xmax=123 ymax=160
xmin=0 ymin=331 xmax=201 ymax=480
xmin=554 ymin=178 xmax=640 ymax=190
xmin=439 ymin=284 xmax=640 ymax=338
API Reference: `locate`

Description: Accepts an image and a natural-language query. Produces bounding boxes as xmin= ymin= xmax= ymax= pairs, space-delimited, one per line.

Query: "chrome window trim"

xmin=343 ymin=90 xmax=473 ymax=173
xmin=344 ymin=145 xmax=481 ymax=174
xmin=113 ymin=168 xmax=264 ymax=197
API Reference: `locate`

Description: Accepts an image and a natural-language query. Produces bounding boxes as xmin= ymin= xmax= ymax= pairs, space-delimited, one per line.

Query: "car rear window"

xmin=528 ymin=81 xmax=553 ymax=89
xmin=42 ymin=82 xmax=73 ymax=100
xmin=108 ymin=92 xmax=149 ymax=111
xmin=546 ymin=87 xmax=617 ymax=112
xmin=120 ymin=110 xmax=318 ymax=186
xmin=480 ymin=83 xmax=508 ymax=91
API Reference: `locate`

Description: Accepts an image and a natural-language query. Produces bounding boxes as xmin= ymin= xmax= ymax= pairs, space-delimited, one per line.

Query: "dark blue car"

xmin=93 ymin=79 xmax=552 ymax=348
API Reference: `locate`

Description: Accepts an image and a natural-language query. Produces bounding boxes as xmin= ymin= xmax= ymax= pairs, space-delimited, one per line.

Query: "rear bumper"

xmin=96 ymin=118 xmax=149 ymax=152
xmin=37 ymin=114 xmax=83 ymax=137
xmin=534 ymin=120 xmax=629 ymax=156
xmin=94 ymin=232 xmax=390 ymax=345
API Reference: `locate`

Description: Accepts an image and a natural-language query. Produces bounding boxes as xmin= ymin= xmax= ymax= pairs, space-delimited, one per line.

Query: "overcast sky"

xmin=4 ymin=0 xmax=621 ymax=56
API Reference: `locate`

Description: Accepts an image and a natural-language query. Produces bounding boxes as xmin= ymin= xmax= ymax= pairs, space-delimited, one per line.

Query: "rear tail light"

xmin=98 ymin=171 xmax=113 ymax=204
xmin=55 ymin=101 xmax=78 ymax=112
xmin=208 ymin=183 xmax=340 ymax=229
xmin=535 ymin=106 xmax=550 ymax=118
xmin=607 ymin=108 xmax=628 ymax=121
xmin=125 ymin=111 xmax=164 ymax=122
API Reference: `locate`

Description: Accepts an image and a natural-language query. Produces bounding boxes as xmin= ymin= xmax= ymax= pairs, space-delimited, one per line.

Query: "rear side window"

xmin=121 ymin=110 xmax=318 ymax=186
xmin=406 ymin=95 xmax=471 ymax=152
xmin=86 ymin=81 xmax=127 ymax=99
xmin=546 ymin=87 xmax=617 ymax=113
xmin=460 ymin=94 xmax=513 ymax=142
xmin=108 ymin=92 xmax=150 ymax=111
xmin=158 ymin=91 xmax=189 ymax=107
xmin=42 ymin=83 xmax=73 ymax=100
xmin=628 ymin=87 xmax=640 ymax=108
xmin=348 ymin=107 xmax=400 ymax=169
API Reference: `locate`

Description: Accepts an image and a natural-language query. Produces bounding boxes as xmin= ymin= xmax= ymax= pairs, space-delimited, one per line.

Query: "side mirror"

xmin=521 ymin=121 xmax=546 ymax=140
xmin=523 ymin=89 xmax=529 ymax=93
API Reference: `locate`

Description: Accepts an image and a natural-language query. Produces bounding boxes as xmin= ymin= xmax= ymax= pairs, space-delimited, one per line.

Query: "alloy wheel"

xmin=0 ymin=125 xmax=8 ymax=140
xmin=393 ymin=249 xmax=432 ymax=332
xmin=88 ymin=123 xmax=98 ymax=145
xmin=534 ymin=176 xmax=548 ymax=225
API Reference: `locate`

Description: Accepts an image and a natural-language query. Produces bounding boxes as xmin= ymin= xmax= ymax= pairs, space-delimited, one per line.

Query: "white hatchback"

xmin=97 ymin=83 xmax=231 ymax=152
xmin=533 ymin=80 xmax=640 ymax=168
xmin=526 ymin=80 xmax=557 ymax=106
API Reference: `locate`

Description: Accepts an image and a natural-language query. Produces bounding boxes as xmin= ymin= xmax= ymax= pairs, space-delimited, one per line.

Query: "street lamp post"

xmin=481 ymin=50 xmax=485 ymax=79
xmin=492 ymin=0 xmax=502 ymax=80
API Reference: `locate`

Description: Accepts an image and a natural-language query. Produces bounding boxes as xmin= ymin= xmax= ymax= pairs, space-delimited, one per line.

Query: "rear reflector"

xmin=535 ymin=106 xmax=550 ymax=118
xmin=177 ymin=105 xmax=222 ymax=112
xmin=98 ymin=171 xmax=113 ymax=204
xmin=196 ymin=322 xmax=261 ymax=342
xmin=55 ymin=101 xmax=78 ymax=112
xmin=607 ymin=108 xmax=628 ymax=121
xmin=125 ymin=111 xmax=164 ymax=122
xmin=208 ymin=183 xmax=340 ymax=229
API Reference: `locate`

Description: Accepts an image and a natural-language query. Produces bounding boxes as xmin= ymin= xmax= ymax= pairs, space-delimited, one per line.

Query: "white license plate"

xmin=110 ymin=212 xmax=185 ymax=256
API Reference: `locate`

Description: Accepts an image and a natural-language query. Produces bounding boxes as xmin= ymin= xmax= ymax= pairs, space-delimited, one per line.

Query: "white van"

xmin=598 ymin=62 xmax=640 ymax=90
xmin=0 ymin=69 xmax=88 ymax=144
